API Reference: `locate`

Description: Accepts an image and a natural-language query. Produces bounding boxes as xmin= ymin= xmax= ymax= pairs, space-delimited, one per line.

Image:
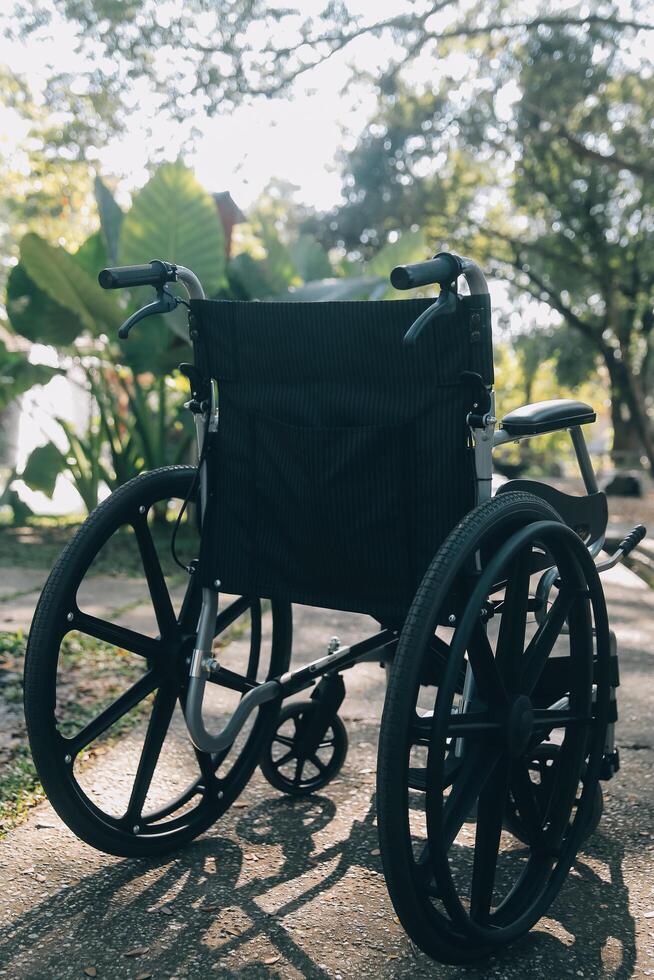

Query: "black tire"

xmin=377 ymin=491 xmax=611 ymax=963
xmin=24 ymin=466 xmax=292 ymax=857
xmin=260 ymin=700 xmax=348 ymax=796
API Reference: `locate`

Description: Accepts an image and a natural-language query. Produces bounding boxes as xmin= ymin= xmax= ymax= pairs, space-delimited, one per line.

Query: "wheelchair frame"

xmin=170 ymin=260 xmax=619 ymax=769
xmin=23 ymin=248 xmax=648 ymax=964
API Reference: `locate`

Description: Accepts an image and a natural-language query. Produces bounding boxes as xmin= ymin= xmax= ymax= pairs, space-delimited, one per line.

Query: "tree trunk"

xmin=602 ymin=346 xmax=654 ymax=474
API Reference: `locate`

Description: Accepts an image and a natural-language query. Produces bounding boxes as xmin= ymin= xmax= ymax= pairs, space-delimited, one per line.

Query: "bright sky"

xmin=0 ymin=0 xmax=444 ymax=211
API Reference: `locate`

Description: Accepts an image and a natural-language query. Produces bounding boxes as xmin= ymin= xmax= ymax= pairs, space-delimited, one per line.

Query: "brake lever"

xmin=118 ymin=286 xmax=178 ymax=339
xmin=403 ymin=286 xmax=457 ymax=346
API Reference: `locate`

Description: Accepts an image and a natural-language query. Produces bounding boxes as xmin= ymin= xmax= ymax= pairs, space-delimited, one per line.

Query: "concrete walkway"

xmin=0 ymin=565 xmax=653 ymax=979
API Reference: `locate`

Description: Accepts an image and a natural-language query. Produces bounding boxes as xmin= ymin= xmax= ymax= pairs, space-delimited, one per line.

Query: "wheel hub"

xmin=506 ymin=694 xmax=534 ymax=757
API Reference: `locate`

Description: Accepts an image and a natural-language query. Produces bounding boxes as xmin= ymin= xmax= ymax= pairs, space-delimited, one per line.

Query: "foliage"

xmin=5 ymin=160 xmax=358 ymax=515
xmin=119 ymin=161 xmax=226 ymax=296
xmin=0 ymin=338 xmax=59 ymax=414
xmin=311 ymin=19 xmax=653 ymax=470
xmin=493 ymin=339 xmax=606 ymax=477
xmin=0 ymin=629 xmax=146 ymax=835
xmin=2 ymin=2 xmax=650 ymax=155
xmin=486 ymin=26 xmax=654 ymax=469
xmin=5 ymin=162 xmax=220 ymax=513
xmin=19 ymin=232 xmax=121 ymax=336
xmin=94 ymin=176 xmax=123 ymax=265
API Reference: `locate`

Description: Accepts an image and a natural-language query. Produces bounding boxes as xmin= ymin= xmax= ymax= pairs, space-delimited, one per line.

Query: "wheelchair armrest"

xmin=499 ymin=399 xmax=596 ymax=437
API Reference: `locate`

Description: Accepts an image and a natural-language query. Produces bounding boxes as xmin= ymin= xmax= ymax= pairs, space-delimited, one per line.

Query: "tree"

xmin=312 ymin=20 xmax=654 ymax=470
xmin=0 ymin=68 xmax=96 ymax=262
xmin=2 ymin=2 xmax=651 ymax=157
xmin=301 ymin=84 xmax=487 ymax=261
xmin=488 ymin=26 xmax=654 ymax=469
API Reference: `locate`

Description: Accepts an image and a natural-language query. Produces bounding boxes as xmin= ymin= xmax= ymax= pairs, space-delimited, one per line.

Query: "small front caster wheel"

xmin=261 ymin=701 xmax=348 ymax=796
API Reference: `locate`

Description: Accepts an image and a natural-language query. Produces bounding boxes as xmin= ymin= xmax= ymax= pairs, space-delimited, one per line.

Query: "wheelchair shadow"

xmin=505 ymin=833 xmax=637 ymax=980
xmin=0 ymin=793 xmax=638 ymax=979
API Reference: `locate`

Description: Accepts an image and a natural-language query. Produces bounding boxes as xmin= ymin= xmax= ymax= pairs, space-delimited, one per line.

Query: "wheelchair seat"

xmin=500 ymin=398 xmax=596 ymax=436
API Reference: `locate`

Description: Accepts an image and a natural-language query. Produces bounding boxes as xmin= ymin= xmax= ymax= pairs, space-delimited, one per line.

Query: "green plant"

xmin=6 ymin=161 xmax=223 ymax=513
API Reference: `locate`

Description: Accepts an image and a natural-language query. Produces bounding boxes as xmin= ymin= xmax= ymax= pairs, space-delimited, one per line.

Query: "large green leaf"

xmin=119 ymin=161 xmax=226 ymax=296
xmin=5 ymin=262 xmax=85 ymax=346
xmin=73 ymin=231 xmax=108 ymax=280
xmin=272 ymin=276 xmax=387 ymax=302
xmin=21 ymin=442 xmax=66 ymax=498
xmin=289 ymin=235 xmax=333 ymax=282
xmin=94 ymin=176 xmax=123 ymax=265
xmin=19 ymin=233 xmax=122 ymax=336
xmin=117 ymin=315 xmax=189 ymax=376
xmin=0 ymin=338 xmax=60 ymax=412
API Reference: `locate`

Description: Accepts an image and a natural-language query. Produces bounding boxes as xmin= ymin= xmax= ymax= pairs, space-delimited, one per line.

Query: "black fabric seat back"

xmin=189 ymin=296 xmax=493 ymax=623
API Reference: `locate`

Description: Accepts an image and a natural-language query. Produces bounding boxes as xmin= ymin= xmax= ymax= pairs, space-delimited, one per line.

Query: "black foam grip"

xmin=390 ymin=253 xmax=461 ymax=290
xmin=98 ymin=262 xmax=173 ymax=290
xmin=618 ymin=523 xmax=647 ymax=556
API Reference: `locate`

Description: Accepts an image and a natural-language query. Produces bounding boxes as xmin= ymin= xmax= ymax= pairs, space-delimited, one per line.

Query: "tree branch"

xmin=497 ymin=252 xmax=599 ymax=343
xmin=522 ymin=101 xmax=654 ymax=179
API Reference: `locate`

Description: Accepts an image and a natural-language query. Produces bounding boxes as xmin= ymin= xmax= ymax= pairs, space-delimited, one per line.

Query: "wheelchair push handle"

xmin=98 ymin=259 xmax=205 ymax=339
xmin=98 ymin=260 xmax=178 ymax=291
xmin=390 ymin=252 xmax=462 ymax=291
xmin=394 ymin=251 xmax=490 ymax=346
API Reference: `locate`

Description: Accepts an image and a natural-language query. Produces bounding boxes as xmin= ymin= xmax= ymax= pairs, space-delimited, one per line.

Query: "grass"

xmin=0 ymin=519 xmax=199 ymax=576
xmin=0 ymin=630 xmax=150 ymax=837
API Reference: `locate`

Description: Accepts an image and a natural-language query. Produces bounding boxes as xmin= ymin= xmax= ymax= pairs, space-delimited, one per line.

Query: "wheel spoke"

xmin=125 ymin=683 xmax=177 ymax=822
xmin=532 ymin=709 xmax=592 ymax=732
xmin=274 ymin=750 xmax=295 ymax=769
xmin=205 ymin=664 xmax=257 ymax=694
xmin=415 ymin=843 xmax=440 ymax=897
xmin=293 ymin=759 xmax=305 ymax=785
xmin=466 ymin=624 xmax=508 ymax=706
xmin=71 ymin=611 xmax=161 ymax=661
xmin=412 ymin=710 xmax=501 ymax=743
xmin=496 ymin=547 xmax=531 ymax=689
xmin=66 ymin=671 xmax=159 ymax=756
xmin=470 ymin=757 xmax=512 ymax=923
xmin=522 ymin=590 xmax=575 ymax=694
xmin=446 ymin=711 xmax=503 ymax=737
xmin=510 ymin=761 xmax=543 ymax=844
xmin=274 ymin=734 xmax=295 ymax=748
xmin=133 ymin=517 xmax=177 ymax=637
xmin=311 ymin=753 xmax=327 ymax=774
xmin=440 ymin=744 xmax=502 ymax=850
xmin=215 ymin=596 xmax=251 ymax=636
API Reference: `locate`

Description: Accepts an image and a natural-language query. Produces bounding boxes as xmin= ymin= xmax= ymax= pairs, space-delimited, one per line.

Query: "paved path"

xmin=0 ymin=566 xmax=653 ymax=979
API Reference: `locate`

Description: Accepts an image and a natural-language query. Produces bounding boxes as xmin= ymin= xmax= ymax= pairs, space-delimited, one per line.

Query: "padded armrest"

xmin=500 ymin=399 xmax=596 ymax=437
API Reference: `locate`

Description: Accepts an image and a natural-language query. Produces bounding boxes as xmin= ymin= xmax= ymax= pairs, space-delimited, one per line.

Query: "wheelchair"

xmin=23 ymin=250 xmax=646 ymax=964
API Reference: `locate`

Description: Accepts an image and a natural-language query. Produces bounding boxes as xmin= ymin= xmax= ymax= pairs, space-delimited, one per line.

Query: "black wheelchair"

xmin=23 ymin=251 xmax=646 ymax=963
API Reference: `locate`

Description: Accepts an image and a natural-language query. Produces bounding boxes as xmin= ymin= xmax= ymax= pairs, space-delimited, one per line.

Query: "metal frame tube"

xmin=176 ymin=265 xmax=205 ymax=300
xmin=458 ymin=255 xmax=490 ymax=296
xmin=184 ymin=620 xmax=396 ymax=754
xmin=569 ymin=425 xmax=599 ymax=494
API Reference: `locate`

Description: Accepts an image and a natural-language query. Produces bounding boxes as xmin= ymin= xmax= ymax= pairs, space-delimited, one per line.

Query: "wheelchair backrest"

xmin=190 ymin=297 xmax=493 ymax=623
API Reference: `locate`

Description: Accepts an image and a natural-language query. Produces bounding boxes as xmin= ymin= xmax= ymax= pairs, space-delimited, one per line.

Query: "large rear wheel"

xmin=24 ymin=466 xmax=292 ymax=856
xmin=377 ymin=491 xmax=611 ymax=963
